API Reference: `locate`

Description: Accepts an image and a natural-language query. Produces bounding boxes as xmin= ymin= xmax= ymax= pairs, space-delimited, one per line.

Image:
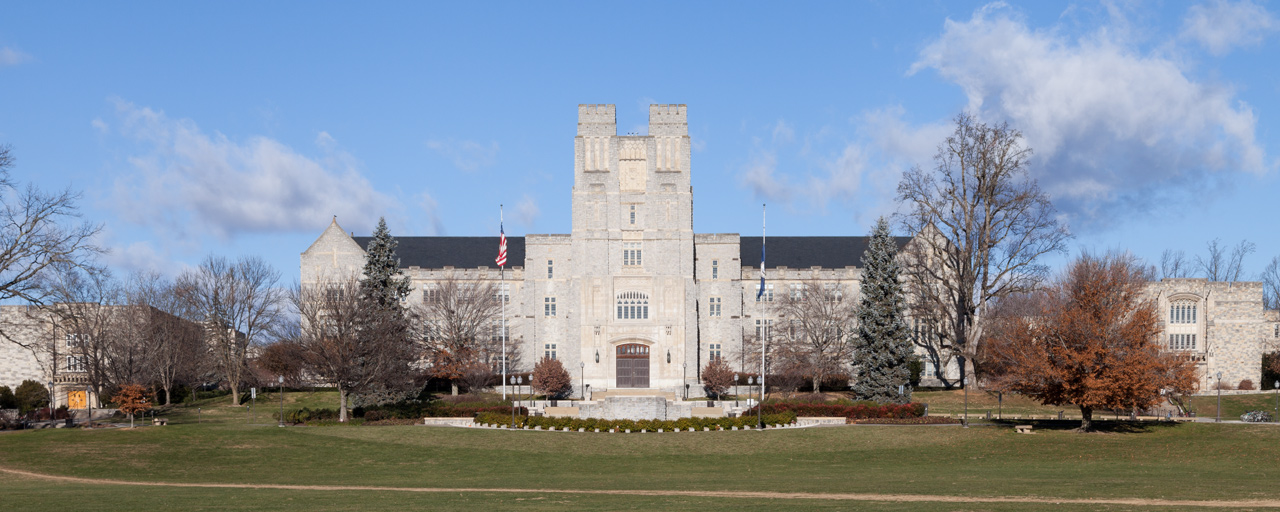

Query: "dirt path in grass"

xmin=3 ymin=466 xmax=1277 ymax=508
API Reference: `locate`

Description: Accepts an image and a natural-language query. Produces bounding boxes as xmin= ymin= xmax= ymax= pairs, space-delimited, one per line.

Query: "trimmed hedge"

xmin=474 ymin=411 xmax=798 ymax=431
xmin=749 ymin=401 xmax=925 ymax=419
xmin=355 ymin=401 xmax=524 ymax=420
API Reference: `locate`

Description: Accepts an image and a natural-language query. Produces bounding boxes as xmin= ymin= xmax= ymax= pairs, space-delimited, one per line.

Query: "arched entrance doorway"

xmin=616 ymin=343 xmax=650 ymax=388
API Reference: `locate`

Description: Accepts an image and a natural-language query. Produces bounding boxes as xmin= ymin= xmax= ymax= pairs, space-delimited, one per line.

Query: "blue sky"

xmin=1 ymin=1 xmax=1277 ymax=281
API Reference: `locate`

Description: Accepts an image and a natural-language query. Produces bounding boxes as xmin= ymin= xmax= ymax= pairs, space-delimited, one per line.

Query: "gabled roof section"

xmin=352 ymin=236 xmax=526 ymax=269
xmin=738 ymin=236 xmax=912 ymax=269
xmin=303 ymin=217 xmax=365 ymax=255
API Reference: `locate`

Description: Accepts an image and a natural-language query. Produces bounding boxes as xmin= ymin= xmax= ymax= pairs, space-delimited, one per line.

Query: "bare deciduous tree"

xmin=1160 ymin=249 xmax=1192 ymax=279
xmin=772 ymin=280 xmax=857 ymax=392
xmin=292 ymin=277 xmax=414 ymax=422
xmin=1195 ymin=238 xmax=1255 ymax=282
xmin=177 ymin=256 xmax=284 ymax=406
xmin=43 ymin=264 xmax=121 ymax=401
xmin=896 ymin=113 xmax=1070 ymax=387
xmin=129 ymin=272 xmax=207 ymax=405
xmin=414 ymin=273 xmax=504 ymax=396
xmin=0 ymin=143 xmax=103 ymax=349
xmin=1262 ymin=256 xmax=1280 ymax=311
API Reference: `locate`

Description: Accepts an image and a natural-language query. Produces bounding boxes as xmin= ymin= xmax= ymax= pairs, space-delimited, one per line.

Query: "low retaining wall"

xmin=423 ymin=417 xmax=474 ymax=427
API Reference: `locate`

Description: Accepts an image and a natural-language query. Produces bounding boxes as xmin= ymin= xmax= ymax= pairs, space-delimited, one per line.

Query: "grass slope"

xmin=3 ymin=392 xmax=1278 ymax=511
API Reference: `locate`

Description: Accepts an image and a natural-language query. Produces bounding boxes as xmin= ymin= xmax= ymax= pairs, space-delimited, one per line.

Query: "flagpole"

xmin=759 ymin=203 xmax=766 ymax=429
xmin=500 ymin=205 xmax=507 ymax=401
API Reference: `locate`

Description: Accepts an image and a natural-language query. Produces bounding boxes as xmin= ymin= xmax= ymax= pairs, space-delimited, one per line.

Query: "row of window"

xmin=1170 ymin=301 xmax=1197 ymax=324
xmin=1170 ymin=333 xmax=1197 ymax=350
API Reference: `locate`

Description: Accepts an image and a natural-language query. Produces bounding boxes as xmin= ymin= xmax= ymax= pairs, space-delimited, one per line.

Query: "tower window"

xmin=712 ymin=260 xmax=719 ymax=280
xmin=623 ymin=242 xmax=642 ymax=266
xmin=708 ymin=297 xmax=722 ymax=317
xmin=709 ymin=343 xmax=722 ymax=361
xmin=1170 ymin=334 xmax=1197 ymax=350
xmin=616 ymin=291 xmax=649 ymax=320
xmin=547 ymin=259 xmax=554 ymax=279
xmin=544 ymin=297 xmax=556 ymax=317
xmin=544 ymin=343 xmax=557 ymax=360
xmin=629 ymin=204 xmax=636 ymax=225
xmin=1170 ymin=301 xmax=1197 ymax=324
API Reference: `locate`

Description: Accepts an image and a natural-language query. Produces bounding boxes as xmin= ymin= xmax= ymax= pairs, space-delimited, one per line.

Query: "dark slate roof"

xmin=353 ymin=235 xmax=910 ymax=270
xmin=738 ymin=236 xmax=912 ymax=269
xmin=353 ymin=237 xmax=525 ymax=269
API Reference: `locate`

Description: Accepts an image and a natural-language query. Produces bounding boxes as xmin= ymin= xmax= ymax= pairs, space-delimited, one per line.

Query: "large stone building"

xmin=301 ymin=104 xmax=1274 ymax=397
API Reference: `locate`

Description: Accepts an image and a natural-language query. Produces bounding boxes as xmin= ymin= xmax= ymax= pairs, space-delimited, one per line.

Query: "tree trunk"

xmin=162 ymin=384 xmax=171 ymax=406
xmin=812 ymin=375 xmax=821 ymax=394
xmin=1078 ymin=405 xmax=1094 ymax=432
xmin=230 ymin=379 xmax=241 ymax=406
xmin=339 ymin=387 xmax=348 ymax=422
xmin=451 ymin=382 xmax=459 ymax=396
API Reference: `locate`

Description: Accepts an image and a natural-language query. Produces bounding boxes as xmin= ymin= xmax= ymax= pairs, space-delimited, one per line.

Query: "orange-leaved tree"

xmin=984 ymin=253 xmax=1197 ymax=431
xmin=111 ymin=383 xmax=152 ymax=428
xmin=531 ymin=358 xmax=572 ymax=399
xmin=701 ymin=357 xmax=734 ymax=399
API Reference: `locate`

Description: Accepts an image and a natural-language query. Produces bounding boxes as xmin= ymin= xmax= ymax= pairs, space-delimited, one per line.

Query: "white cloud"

xmin=771 ymin=120 xmax=795 ymax=145
xmin=418 ymin=190 xmax=446 ymax=235
xmin=739 ymin=145 xmax=867 ymax=213
xmin=0 ymin=46 xmax=31 ymax=67
xmin=1182 ymin=0 xmax=1277 ymax=55
xmin=90 ymin=118 xmax=109 ymax=134
xmin=108 ymin=98 xmax=393 ymax=240
xmin=515 ymin=194 xmax=540 ymax=228
xmin=910 ymin=3 xmax=1268 ymax=227
xmin=425 ymin=138 xmax=499 ymax=172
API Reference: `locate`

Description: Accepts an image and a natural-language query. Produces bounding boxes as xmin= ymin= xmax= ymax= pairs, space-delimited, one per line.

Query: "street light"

xmin=510 ymin=375 xmax=518 ymax=428
xmin=1216 ymin=372 xmax=1223 ymax=423
xmin=86 ymin=385 xmax=92 ymax=429
xmin=579 ymin=361 xmax=585 ymax=400
xmin=277 ymin=375 xmax=284 ymax=428
xmin=1275 ymin=380 xmax=1279 ymax=423
xmin=46 ymin=381 xmax=54 ymax=423
xmin=962 ymin=377 xmax=969 ymax=428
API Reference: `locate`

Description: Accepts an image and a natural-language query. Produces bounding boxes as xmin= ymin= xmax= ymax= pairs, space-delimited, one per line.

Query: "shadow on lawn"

xmin=985 ymin=419 xmax=1186 ymax=434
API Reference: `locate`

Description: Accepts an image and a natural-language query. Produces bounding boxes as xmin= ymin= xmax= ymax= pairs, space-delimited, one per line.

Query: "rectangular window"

xmin=754 ymin=284 xmax=774 ymax=302
xmin=1170 ymin=334 xmax=1197 ymax=350
xmin=544 ymin=297 xmax=556 ymax=317
xmin=544 ymin=343 xmax=557 ymax=360
xmin=709 ymin=343 xmax=722 ymax=361
xmin=708 ymin=297 xmax=722 ymax=317
xmin=629 ymin=204 xmax=636 ymax=225
xmin=1170 ymin=303 xmax=1197 ymax=324
xmin=789 ymin=283 xmax=804 ymax=300
xmin=66 ymin=355 xmax=86 ymax=372
xmin=494 ymin=283 xmax=509 ymax=305
xmin=491 ymin=324 xmax=509 ymax=343
xmin=547 ymin=259 xmax=554 ymax=279
xmin=623 ymin=242 xmax=642 ymax=266
xmin=711 ymin=260 xmax=719 ymax=280
xmin=65 ymin=333 xmax=82 ymax=348
xmin=824 ymin=283 xmax=843 ymax=301
xmin=423 ymin=284 xmax=438 ymax=304
xmin=755 ymin=319 xmax=773 ymax=340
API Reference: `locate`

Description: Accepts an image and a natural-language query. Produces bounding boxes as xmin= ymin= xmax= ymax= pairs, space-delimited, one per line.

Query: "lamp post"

xmin=962 ymin=377 xmax=969 ymax=428
xmin=579 ymin=361 xmax=585 ymax=400
xmin=1216 ymin=372 xmax=1223 ymax=423
xmin=46 ymin=381 xmax=54 ymax=423
xmin=86 ymin=384 xmax=92 ymax=429
xmin=510 ymin=375 xmax=518 ymax=428
xmin=1275 ymin=380 xmax=1279 ymax=422
xmin=733 ymin=374 xmax=739 ymax=406
xmin=277 ymin=375 xmax=284 ymax=428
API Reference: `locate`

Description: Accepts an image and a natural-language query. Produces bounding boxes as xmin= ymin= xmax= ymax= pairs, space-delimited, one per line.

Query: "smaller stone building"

xmin=1147 ymin=278 xmax=1279 ymax=391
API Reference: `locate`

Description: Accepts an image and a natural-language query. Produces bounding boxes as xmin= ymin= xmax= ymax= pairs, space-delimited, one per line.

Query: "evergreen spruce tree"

xmin=852 ymin=217 xmax=914 ymax=404
xmin=360 ymin=217 xmax=412 ymax=310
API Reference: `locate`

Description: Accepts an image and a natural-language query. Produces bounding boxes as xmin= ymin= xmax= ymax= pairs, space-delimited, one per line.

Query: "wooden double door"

xmin=615 ymin=343 xmax=650 ymax=388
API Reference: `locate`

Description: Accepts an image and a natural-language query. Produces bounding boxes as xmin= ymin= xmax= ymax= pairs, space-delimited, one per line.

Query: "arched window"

xmin=1170 ymin=300 xmax=1197 ymax=324
xmin=616 ymin=291 xmax=649 ymax=320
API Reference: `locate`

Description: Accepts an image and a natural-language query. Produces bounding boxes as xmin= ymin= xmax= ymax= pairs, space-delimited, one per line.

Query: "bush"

xmin=355 ymin=399 xmax=525 ymax=419
xmin=13 ymin=380 xmax=48 ymax=414
xmin=275 ymin=407 xmax=341 ymax=424
xmin=473 ymin=411 xmax=799 ymax=431
xmin=0 ymin=385 xmax=15 ymax=409
xmin=702 ymin=358 xmax=734 ymax=399
xmin=1238 ymin=379 xmax=1255 ymax=391
xmin=532 ymin=358 xmax=573 ymax=399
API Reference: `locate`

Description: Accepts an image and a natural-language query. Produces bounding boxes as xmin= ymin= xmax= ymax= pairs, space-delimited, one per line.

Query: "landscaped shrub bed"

xmin=355 ymin=401 xmax=525 ymax=420
xmin=849 ymin=416 xmax=958 ymax=425
xmin=473 ymin=411 xmax=798 ymax=431
xmin=275 ymin=407 xmax=341 ymax=424
xmin=749 ymin=401 xmax=925 ymax=419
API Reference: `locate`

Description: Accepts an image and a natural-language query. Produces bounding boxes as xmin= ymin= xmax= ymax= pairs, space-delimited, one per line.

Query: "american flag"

xmin=495 ymin=222 xmax=507 ymax=267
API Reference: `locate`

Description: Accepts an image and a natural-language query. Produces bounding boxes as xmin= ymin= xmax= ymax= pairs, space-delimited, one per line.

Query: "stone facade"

xmin=1148 ymin=278 xmax=1277 ymax=391
xmin=299 ymin=104 xmax=1272 ymax=397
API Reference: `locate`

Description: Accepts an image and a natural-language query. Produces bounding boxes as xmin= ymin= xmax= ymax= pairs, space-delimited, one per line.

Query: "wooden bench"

xmin=153 ymin=418 xmax=168 ymax=426
xmin=1014 ymin=424 xmax=1033 ymax=434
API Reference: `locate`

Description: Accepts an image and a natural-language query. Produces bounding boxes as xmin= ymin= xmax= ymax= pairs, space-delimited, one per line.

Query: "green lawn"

xmin=2 ymin=393 xmax=1279 ymax=510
